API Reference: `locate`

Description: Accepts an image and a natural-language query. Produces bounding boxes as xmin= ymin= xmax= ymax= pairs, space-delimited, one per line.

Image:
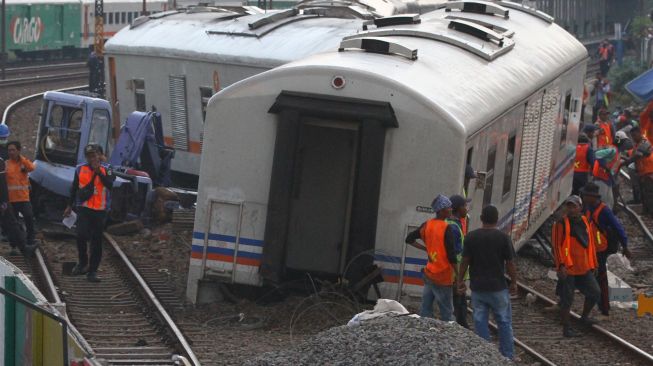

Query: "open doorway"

xmin=285 ymin=119 xmax=359 ymax=275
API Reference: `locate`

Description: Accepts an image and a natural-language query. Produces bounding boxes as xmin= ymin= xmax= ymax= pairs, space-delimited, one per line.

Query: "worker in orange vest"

xmin=639 ymin=101 xmax=653 ymax=140
xmin=405 ymin=194 xmax=459 ymax=321
xmin=552 ymin=195 xmax=600 ymax=337
xmin=6 ymin=141 xmax=35 ymax=246
xmin=573 ymin=132 xmax=594 ymax=195
xmin=624 ymin=127 xmax=653 ymax=214
xmin=64 ymin=144 xmax=115 ymax=282
xmin=597 ymin=39 xmax=614 ymax=77
xmin=595 ymin=109 xmax=615 ymax=148
xmin=581 ymin=182 xmax=630 ymax=317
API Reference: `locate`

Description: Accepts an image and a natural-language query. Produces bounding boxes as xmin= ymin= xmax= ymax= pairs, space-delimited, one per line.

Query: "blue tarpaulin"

xmin=626 ymin=68 xmax=653 ymax=103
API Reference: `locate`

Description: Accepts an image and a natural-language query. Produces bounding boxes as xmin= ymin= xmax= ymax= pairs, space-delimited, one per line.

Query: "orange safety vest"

xmin=632 ymin=140 xmax=653 ymax=176
xmin=553 ymin=216 xmax=597 ymax=275
xmin=574 ymin=143 xmax=591 ymax=173
xmin=585 ymin=203 xmax=608 ymax=253
xmin=78 ymin=165 xmax=109 ymax=211
xmin=592 ymin=152 xmax=619 ymax=183
xmin=599 ymin=46 xmax=610 ymax=60
xmin=596 ymin=122 xmax=614 ymax=147
xmin=6 ymin=157 xmax=34 ymax=203
xmin=420 ymin=219 xmax=454 ymax=286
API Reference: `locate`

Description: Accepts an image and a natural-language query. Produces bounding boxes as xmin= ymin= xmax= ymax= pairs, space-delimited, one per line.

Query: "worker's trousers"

xmin=76 ymin=207 xmax=106 ymax=273
xmin=420 ymin=277 xmax=453 ymax=321
xmin=1 ymin=205 xmax=25 ymax=250
xmin=596 ymin=250 xmax=610 ymax=315
xmin=640 ymin=174 xmax=653 ymax=214
xmin=471 ymin=289 xmax=514 ymax=360
xmin=12 ymin=201 xmax=35 ymax=244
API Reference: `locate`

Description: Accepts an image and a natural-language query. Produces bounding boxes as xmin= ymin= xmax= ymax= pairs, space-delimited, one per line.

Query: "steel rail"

xmin=5 ymin=62 xmax=86 ymax=74
xmin=0 ymin=72 xmax=87 ymax=87
xmin=618 ymin=170 xmax=653 ymax=244
xmin=1 ymin=84 xmax=88 ymax=124
xmin=466 ymin=305 xmax=557 ymax=366
xmin=104 ymin=232 xmax=201 ymax=366
xmin=516 ymin=281 xmax=653 ymax=363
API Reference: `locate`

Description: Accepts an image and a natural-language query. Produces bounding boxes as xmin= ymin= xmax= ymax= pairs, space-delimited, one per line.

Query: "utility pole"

xmin=142 ymin=0 xmax=147 ymax=16
xmin=1 ymin=0 xmax=6 ymax=80
xmin=93 ymin=0 xmax=104 ymax=96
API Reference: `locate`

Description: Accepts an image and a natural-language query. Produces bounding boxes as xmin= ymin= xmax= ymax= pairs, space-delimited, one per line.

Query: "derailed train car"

xmin=103 ymin=0 xmax=447 ymax=184
xmin=187 ymin=1 xmax=589 ymax=302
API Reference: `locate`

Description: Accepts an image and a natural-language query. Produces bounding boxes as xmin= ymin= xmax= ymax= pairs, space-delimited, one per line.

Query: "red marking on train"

xmin=191 ymin=252 xmax=261 ymax=266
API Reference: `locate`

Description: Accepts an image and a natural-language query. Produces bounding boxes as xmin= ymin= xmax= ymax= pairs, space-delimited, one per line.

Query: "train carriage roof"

xmin=223 ymin=2 xmax=589 ymax=136
xmin=104 ymin=0 xmax=447 ymax=66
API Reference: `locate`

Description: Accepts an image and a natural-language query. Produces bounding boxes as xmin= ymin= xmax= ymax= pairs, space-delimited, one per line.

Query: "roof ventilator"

xmin=444 ymin=15 xmax=514 ymax=38
xmin=444 ymin=1 xmax=509 ymax=19
xmin=495 ymin=0 xmax=554 ymax=23
xmin=362 ymin=14 xmax=421 ymax=30
xmin=248 ymin=8 xmax=298 ymax=29
xmin=341 ymin=25 xmax=515 ymax=61
xmin=448 ymin=19 xmax=506 ymax=47
xmin=339 ymin=37 xmax=418 ymax=60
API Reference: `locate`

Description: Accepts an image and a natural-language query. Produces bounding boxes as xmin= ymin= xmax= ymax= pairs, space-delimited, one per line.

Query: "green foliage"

xmin=607 ymin=59 xmax=648 ymax=108
xmin=631 ymin=16 xmax=653 ymax=39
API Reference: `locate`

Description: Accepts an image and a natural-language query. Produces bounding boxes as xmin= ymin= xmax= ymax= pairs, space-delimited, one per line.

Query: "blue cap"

xmin=582 ymin=124 xmax=598 ymax=133
xmin=431 ymin=194 xmax=452 ymax=213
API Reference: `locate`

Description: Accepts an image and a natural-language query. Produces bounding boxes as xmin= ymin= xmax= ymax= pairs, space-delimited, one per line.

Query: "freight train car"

xmin=104 ymin=0 xmax=447 ymax=185
xmin=3 ymin=0 xmax=169 ymax=60
xmin=186 ymin=1 xmax=588 ymax=303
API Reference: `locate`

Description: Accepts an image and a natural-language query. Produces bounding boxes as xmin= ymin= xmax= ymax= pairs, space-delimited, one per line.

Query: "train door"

xmin=285 ymin=119 xmax=359 ymax=274
xmin=263 ymin=92 xmax=397 ymax=283
xmin=54 ymin=6 xmax=64 ymax=42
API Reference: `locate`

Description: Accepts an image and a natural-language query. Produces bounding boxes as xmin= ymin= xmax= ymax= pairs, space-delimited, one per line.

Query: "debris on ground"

xmin=244 ymin=316 xmax=513 ymax=366
xmin=106 ymin=220 xmax=144 ymax=236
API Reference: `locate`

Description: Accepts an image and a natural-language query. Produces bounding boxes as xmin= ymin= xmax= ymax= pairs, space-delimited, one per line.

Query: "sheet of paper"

xmin=62 ymin=211 xmax=77 ymax=229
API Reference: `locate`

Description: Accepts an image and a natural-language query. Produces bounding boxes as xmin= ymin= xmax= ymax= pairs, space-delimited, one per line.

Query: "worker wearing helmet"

xmin=0 ymin=125 xmax=10 ymax=160
xmin=64 ymin=144 xmax=115 ymax=282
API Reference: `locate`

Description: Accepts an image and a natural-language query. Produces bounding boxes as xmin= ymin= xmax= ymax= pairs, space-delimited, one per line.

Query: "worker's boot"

xmin=563 ymin=326 xmax=581 ymax=338
xmin=87 ymin=272 xmax=101 ymax=283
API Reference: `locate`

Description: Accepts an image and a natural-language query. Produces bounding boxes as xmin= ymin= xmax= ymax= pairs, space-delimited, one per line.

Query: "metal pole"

xmin=1 ymin=0 xmax=6 ymax=80
xmin=142 ymin=0 xmax=147 ymax=16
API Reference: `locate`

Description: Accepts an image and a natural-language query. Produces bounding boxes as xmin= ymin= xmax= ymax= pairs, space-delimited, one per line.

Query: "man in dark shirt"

xmin=458 ymin=205 xmax=517 ymax=360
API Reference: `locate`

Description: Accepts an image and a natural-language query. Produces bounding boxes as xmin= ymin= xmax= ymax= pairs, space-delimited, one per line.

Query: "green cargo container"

xmin=5 ymin=1 xmax=81 ymax=57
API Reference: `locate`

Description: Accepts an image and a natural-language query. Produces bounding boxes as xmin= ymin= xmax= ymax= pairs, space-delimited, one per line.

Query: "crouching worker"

xmin=64 ymin=144 xmax=115 ymax=282
xmin=458 ymin=205 xmax=516 ymax=360
xmin=405 ymin=194 xmax=458 ymax=321
xmin=552 ymin=195 xmax=600 ymax=337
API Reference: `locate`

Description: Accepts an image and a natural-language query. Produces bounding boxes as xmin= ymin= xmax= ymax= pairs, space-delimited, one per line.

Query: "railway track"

xmin=41 ymin=232 xmax=200 ymax=365
xmin=0 ymin=72 xmax=88 ymax=88
xmin=3 ymin=62 xmax=87 ymax=78
xmin=504 ymin=281 xmax=653 ymax=365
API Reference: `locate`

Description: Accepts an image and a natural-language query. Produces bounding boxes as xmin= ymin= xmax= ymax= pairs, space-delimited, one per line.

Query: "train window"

xmin=133 ymin=79 xmax=146 ymax=112
xmin=502 ymin=133 xmax=516 ymax=198
xmin=134 ymin=12 xmax=139 ymax=20
xmin=89 ymin=109 xmax=111 ymax=154
xmin=108 ymin=13 xmax=113 ymax=25
xmin=482 ymin=146 xmax=496 ymax=207
xmin=128 ymin=12 xmax=133 ymax=23
xmin=43 ymin=105 xmax=83 ymax=166
xmin=102 ymin=14 xmax=107 ymax=25
xmin=464 ymin=146 xmax=473 ymax=195
xmin=121 ymin=12 xmax=126 ymax=24
xmin=560 ymin=90 xmax=572 ymax=147
xmin=200 ymin=87 xmax=214 ymax=122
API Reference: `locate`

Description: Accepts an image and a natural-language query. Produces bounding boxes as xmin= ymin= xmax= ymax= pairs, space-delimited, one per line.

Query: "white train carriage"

xmin=103 ymin=0 xmax=446 ymax=183
xmin=79 ymin=0 xmax=170 ymax=49
xmin=186 ymin=1 xmax=588 ymax=303
xmin=187 ymin=1 xmax=587 ymax=301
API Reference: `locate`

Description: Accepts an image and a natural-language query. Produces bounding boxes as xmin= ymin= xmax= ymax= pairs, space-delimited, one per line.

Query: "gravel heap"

xmin=244 ymin=315 xmax=513 ymax=366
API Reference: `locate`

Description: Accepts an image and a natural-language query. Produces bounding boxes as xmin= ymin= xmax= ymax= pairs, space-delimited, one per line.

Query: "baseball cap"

xmin=564 ymin=195 xmax=583 ymax=208
xmin=84 ymin=144 xmax=98 ymax=155
xmin=582 ymin=124 xmax=598 ymax=133
xmin=450 ymin=194 xmax=471 ymax=210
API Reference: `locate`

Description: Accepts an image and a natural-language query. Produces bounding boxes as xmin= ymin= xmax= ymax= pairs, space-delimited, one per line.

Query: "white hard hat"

xmin=615 ymin=130 xmax=629 ymax=143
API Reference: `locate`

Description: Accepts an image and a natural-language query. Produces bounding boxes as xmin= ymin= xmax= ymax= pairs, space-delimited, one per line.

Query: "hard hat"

xmin=615 ymin=130 xmax=629 ymax=143
xmin=0 ymin=125 xmax=10 ymax=139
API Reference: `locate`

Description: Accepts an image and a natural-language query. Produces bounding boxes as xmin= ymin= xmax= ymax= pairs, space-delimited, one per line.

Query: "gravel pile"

xmin=244 ymin=315 xmax=513 ymax=366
